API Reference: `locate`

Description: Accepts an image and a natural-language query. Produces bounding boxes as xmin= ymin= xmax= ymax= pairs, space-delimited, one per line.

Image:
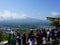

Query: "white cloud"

xmin=18 ymin=14 xmax=28 ymax=19
xmin=0 ymin=10 xmax=47 ymax=21
xmin=0 ymin=10 xmax=28 ymax=21
xmin=51 ymin=11 xmax=60 ymax=16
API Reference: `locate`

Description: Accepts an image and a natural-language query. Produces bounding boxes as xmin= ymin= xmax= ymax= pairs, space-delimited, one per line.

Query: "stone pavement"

xmin=0 ymin=41 xmax=8 ymax=45
xmin=0 ymin=39 xmax=60 ymax=45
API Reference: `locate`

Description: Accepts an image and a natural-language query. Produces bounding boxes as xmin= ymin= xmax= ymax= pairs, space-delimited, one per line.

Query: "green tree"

xmin=0 ymin=29 xmax=3 ymax=41
xmin=47 ymin=17 xmax=60 ymax=30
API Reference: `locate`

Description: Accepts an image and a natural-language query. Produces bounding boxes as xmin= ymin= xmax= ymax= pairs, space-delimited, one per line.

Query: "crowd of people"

xmin=8 ymin=28 xmax=60 ymax=45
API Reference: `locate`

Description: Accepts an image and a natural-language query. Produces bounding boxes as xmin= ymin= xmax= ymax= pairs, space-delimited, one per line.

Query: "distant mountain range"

xmin=0 ymin=18 xmax=51 ymax=27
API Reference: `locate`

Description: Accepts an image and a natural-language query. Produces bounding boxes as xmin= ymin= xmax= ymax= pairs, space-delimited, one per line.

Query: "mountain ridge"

xmin=0 ymin=18 xmax=50 ymax=27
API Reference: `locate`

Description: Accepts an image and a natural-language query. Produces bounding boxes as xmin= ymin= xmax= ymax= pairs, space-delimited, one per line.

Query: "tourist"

xmin=42 ymin=29 xmax=47 ymax=39
xmin=28 ymin=36 xmax=34 ymax=45
xmin=50 ymin=29 xmax=54 ymax=40
xmin=46 ymin=29 xmax=50 ymax=41
xmin=54 ymin=29 xmax=58 ymax=40
xmin=16 ymin=33 xmax=21 ymax=45
xmin=57 ymin=30 xmax=60 ymax=40
xmin=8 ymin=33 xmax=11 ymax=45
xmin=27 ymin=29 xmax=34 ymax=41
xmin=10 ymin=34 xmax=16 ymax=45
xmin=36 ymin=29 xmax=42 ymax=45
xmin=27 ymin=29 xmax=34 ymax=45
xmin=22 ymin=32 xmax=26 ymax=45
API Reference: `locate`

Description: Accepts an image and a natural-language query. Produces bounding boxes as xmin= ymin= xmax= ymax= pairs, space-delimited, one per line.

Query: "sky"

xmin=0 ymin=0 xmax=60 ymax=21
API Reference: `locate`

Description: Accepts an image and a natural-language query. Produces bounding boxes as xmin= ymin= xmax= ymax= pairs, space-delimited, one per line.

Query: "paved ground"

xmin=0 ymin=41 xmax=8 ymax=45
xmin=0 ymin=39 xmax=60 ymax=45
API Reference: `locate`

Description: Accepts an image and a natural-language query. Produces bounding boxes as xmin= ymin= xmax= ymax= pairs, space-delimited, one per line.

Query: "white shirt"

xmin=28 ymin=39 xmax=33 ymax=45
xmin=47 ymin=31 xmax=50 ymax=37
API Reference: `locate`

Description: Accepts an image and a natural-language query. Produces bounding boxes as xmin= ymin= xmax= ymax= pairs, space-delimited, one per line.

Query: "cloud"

xmin=0 ymin=10 xmax=46 ymax=21
xmin=51 ymin=11 xmax=60 ymax=16
xmin=0 ymin=10 xmax=28 ymax=21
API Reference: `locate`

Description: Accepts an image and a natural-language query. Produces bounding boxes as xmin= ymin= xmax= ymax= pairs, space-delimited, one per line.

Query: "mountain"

xmin=0 ymin=18 xmax=50 ymax=27
xmin=0 ymin=18 xmax=50 ymax=24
